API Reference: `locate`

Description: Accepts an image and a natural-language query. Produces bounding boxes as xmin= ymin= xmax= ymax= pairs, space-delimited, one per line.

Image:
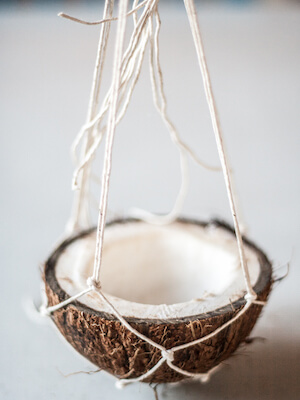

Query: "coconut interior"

xmin=55 ymin=221 xmax=261 ymax=319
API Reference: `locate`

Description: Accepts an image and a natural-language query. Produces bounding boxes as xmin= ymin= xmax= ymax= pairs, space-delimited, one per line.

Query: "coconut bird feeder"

xmin=41 ymin=0 xmax=273 ymax=387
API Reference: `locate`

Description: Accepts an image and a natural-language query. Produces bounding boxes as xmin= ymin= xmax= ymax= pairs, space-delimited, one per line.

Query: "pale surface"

xmin=1 ymin=2 xmax=300 ymax=400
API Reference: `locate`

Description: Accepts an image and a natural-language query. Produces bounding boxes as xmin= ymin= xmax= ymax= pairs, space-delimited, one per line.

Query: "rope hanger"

xmin=41 ymin=0 xmax=265 ymax=386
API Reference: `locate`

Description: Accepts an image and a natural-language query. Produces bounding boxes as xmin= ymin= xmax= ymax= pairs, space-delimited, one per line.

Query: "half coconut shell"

xmin=44 ymin=218 xmax=272 ymax=383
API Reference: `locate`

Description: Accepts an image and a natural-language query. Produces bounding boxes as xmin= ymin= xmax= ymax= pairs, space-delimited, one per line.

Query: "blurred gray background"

xmin=1 ymin=1 xmax=300 ymax=399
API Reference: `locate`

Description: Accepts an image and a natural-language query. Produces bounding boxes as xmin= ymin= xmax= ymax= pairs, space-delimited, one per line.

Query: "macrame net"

xmin=40 ymin=0 xmax=266 ymax=387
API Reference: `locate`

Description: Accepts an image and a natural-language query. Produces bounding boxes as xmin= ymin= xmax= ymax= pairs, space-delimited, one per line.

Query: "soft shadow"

xmin=161 ymin=339 xmax=300 ymax=400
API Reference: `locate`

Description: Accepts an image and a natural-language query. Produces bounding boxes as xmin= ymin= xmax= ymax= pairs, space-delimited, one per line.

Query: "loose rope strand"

xmin=130 ymin=6 xmax=219 ymax=225
xmin=58 ymin=0 xmax=148 ymax=26
xmin=71 ymin=1 xmax=156 ymax=190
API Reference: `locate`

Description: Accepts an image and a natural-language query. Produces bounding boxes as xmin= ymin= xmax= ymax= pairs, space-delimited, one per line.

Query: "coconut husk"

xmin=44 ymin=218 xmax=272 ymax=383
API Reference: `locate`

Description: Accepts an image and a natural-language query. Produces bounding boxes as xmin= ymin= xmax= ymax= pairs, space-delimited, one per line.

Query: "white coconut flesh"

xmin=56 ymin=221 xmax=261 ymax=320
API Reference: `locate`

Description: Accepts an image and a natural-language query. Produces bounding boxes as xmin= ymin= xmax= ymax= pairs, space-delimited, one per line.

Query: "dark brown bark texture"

xmin=44 ymin=219 xmax=273 ymax=383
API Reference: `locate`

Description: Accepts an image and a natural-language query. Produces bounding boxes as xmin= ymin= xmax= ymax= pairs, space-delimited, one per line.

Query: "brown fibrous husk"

xmin=44 ymin=218 xmax=272 ymax=383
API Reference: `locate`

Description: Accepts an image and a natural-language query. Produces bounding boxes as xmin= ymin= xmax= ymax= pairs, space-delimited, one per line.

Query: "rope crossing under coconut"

xmin=41 ymin=0 xmax=266 ymax=386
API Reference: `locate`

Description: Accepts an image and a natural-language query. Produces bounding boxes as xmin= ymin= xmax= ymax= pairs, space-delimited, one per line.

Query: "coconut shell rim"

xmin=44 ymin=217 xmax=272 ymax=325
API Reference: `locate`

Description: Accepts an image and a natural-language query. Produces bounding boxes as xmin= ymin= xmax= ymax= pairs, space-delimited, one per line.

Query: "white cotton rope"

xmin=42 ymin=0 xmax=267 ymax=387
xmin=183 ymin=0 xmax=256 ymax=300
xmin=70 ymin=0 xmax=157 ymax=191
xmin=40 ymin=281 xmax=265 ymax=385
xmin=58 ymin=0 xmax=148 ymax=26
xmin=69 ymin=0 xmax=157 ymax=226
xmin=68 ymin=0 xmax=114 ymax=232
xmin=91 ymin=0 xmax=130 ymax=286
xmin=129 ymin=6 xmax=220 ymax=225
xmin=149 ymin=9 xmax=220 ymax=173
xmin=69 ymin=0 xmax=152 ymax=170
xmin=39 ymin=288 xmax=93 ymax=316
xmin=70 ymin=0 xmax=220 ymax=219
xmin=129 ymin=9 xmax=192 ymax=225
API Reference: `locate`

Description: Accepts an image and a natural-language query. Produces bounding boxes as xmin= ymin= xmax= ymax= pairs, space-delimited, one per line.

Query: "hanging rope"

xmin=67 ymin=0 xmax=115 ymax=232
xmin=41 ymin=0 xmax=267 ymax=387
xmin=183 ymin=0 xmax=256 ymax=299
xmin=69 ymin=0 xmax=221 ymax=231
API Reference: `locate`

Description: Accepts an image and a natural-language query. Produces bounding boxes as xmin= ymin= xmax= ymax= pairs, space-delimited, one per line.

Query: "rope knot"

xmin=115 ymin=380 xmax=127 ymax=389
xmin=161 ymin=349 xmax=174 ymax=362
xmin=39 ymin=304 xmax=51 ymax=317
xmin=87 ymin=277 xmax=101 ymax=291
xmin=200 ymin=374 xmax=210 ymax=383
xmin=244 ymin=292 xmax=257 ymax=303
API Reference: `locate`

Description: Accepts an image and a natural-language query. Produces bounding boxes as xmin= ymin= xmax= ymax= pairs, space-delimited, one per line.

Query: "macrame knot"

xmin=200 ymin=373 xmax=210 ymax=383
xmin=115 ymin=380 xmax=127 ymax=390
xmin=161 ymin=349 xmax=175 ymax=362
xmin=39 ymin=304 xmax=51 ymax=317
xmin=87 ymin=277 xmax=101 ymax=291
xmin=244 ymin=292 xmax=257 ymax=303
